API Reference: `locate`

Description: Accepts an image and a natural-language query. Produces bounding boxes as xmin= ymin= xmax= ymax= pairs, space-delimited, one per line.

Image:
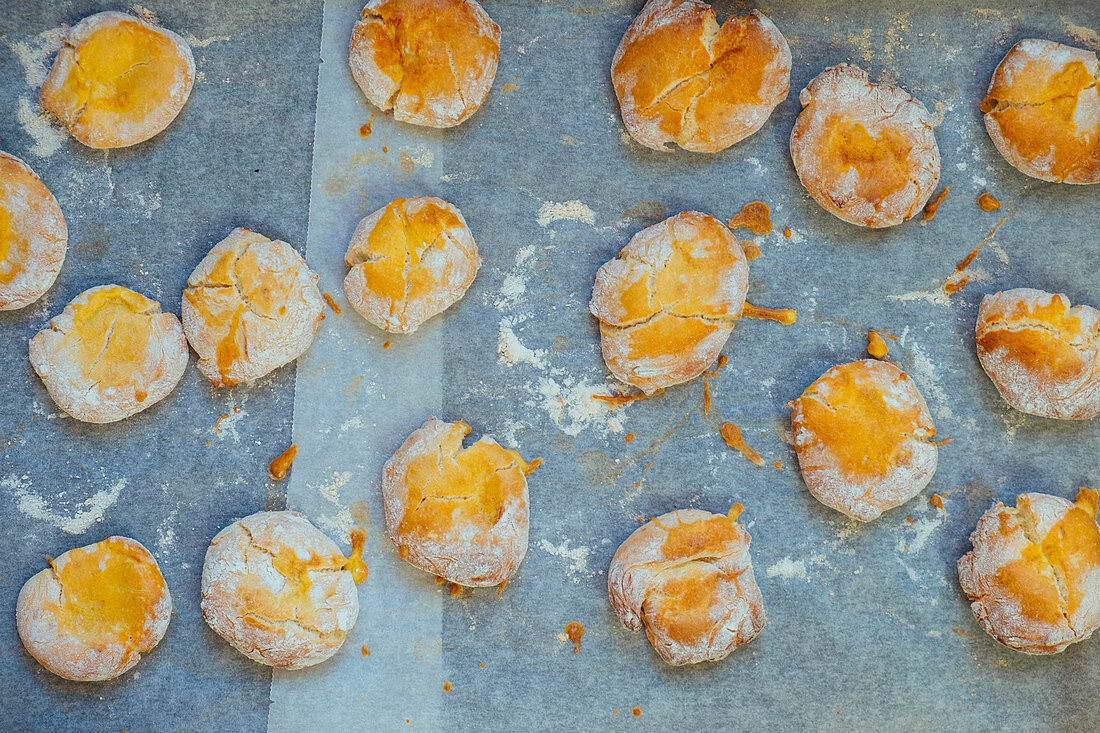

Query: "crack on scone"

xmin=1011 ymin=503 xmax=1074 ymax=628
xmin=240 ymin=612 xmax=343 ymax=642
xmin=442 ymin=42 xmax=468 ymax=110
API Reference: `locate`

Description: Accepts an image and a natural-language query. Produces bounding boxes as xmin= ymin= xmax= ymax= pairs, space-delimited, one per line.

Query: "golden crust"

xmin=344 ymin=197 xmax=480 ymax=333
xmin=200 ymin=511 xmax=360 ymax=669
xmin=381 ymin=417 xmax=537 ymax=587
xmin=39 ymin=11 xmax=194 ymax=149
xmin=607 ymin=508 xmax=765 ymax=666
xmin=182 ymin=228 xmax=324 ymax=388
xmin=958 ymin=489 xmax=1100 ymax=654
xmin=0 ymin=152 xmax=67 ymax=310
xmin=589 ymin=211 xmax=748 ymax=394
xmin=349 ymin=0 xmax=500 ymax=128
xmin=790 ymin=359 xmax=938 ymax=522
xmin=611 ymin=1 xmax=791 ymax=153
xmin=790 ymin=64 xmax=940 ymax=228
xmin=16 ymin=536 xmax=172 ymax=681
xmin=28 ymin=284 xmax=188 ymax=423
xmin=976 ymin=288 xmax=1100 ymax=420
xmin=981 ymin=39 xmax=1100 ymax=184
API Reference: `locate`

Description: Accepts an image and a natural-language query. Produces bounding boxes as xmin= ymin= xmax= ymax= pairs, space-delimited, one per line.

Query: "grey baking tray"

xmin=2 ymin=1 xmax=1098 ymax=731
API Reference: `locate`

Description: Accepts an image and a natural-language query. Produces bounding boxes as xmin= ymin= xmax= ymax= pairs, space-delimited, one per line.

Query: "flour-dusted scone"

xmin=981 ymin=39 xmax=1100 ymax=184
xmin=182 ymin=228 xmax=324 ymax=388
xmin=608 ymin=508 xmax=765 ymax=666
xmin=29 ymin=285 xmax=188 ymax=423
xmin=590 ymin=211 xmax=748 ymax=394
xmin=201 ymin=511 xmax=360 ymax=669
xmin=349 ymin=0 xmax=500 ymax=128
xmin=958 ymin=489 xmax=1100 ymax=654
xmin=344 ymin=197 xmax=480 ymax=333
xmin=790 ymin=359 xmax=939 ymax=522
xmin=611 ymin=0 xmax=791 ymax=153
xmin=0 ymin=152 xmax=67 ymax=311
xmin=382 ymin=417 xmax=539 ymax=587
xmin=17 ymin=536 xmax=172 ymax=681
xmin=976 ymin=288 xmax=1100 ymax=420
xmin=790 ymin=64 xmax=941 ymax=228
xmin=39 ymin=11 xmax=195 ymax=149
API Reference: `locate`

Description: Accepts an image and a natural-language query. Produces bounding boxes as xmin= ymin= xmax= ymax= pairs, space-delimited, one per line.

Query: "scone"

xmin=976 ymin=288 xmax=1100 ymax=420
xmin=344 ymin=197 xmax=480 ymax=333
xmin=201 ymin=511 xmax=361 ymax=669
xmin=0 ymin=152 xmax=67 ymax=310
xmin=39 ymin=11 xmax=194 ymax=149
xmin=182 ymin=228 xmax=324 ymax=387
xmin=29 ymin=284 xmax=188 ymax=423
xmin=790 ymin=359 xmax=939 ymax=522
xmin=589 ymin=211 xmax=749 ymax=394
xmin=958 ymin=489 xmax=1100 ymax=654
xmin=607 ymin=508 xmax=765 ymax=666
xmin=611 ymin=0 xmax=791 ymax=153
xmin=17 ymin=536 xmax=172 ymax=681
xmin=349 ymin=0 xmax=500 ymax=128
xmin=790 ymin=64 xmax=941 ymax=228
xmin=981 ymin=39 xmax=1100 ymax=184
xmin=381 ymin=417 xmax=539 ymax=587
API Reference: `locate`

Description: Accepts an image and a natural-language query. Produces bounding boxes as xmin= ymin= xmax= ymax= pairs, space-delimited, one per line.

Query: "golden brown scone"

xmin=981 ymin=40 xmax=1100 ymax=184
xmin=344 ymin=197 xmax=480 ymax=333
xmin=29 ymin=284 xmax=188 ymax=423
xmin=976 ymin=288 xmax=1100 ymax=420
xmin=0 ymin=152 xmax=66 ymax=310
xmin=589 ymin=211 xmax=748 ymax=394
xmin=958 ymin=489 xmax=1100 ymax=654
xmin=382 ymin=417 xmax=539 ymax=587
xmin=39 ymin=11 xmax=194 ymax=149
xmin=201 ymin=511 xmax=360 ymax=669
xmin=611 ymin=1 xmax=791 ymax=153
xmin=349 ymin=0 xmax=500 ymax=128
xmin=790 ymin=359 xmax=939 ymax=522
xmin=182 ymin=228 xmax=324 ymax=388
xmin=607 ymin=508 xmax=765 ymax=666
xmin=16 ymin=536 xmax=172 ymax=681
xmin=790 ymin=64 xmax=941 ymax=228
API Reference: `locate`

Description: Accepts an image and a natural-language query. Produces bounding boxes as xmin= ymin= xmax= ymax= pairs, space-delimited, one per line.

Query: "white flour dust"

xmin=537 ymin=200 xmax=596 ymax=228
xmin=537 ymin=538 xmax=595 ymax=583
xmin=8 ymin=475 xmax=126 ymax=534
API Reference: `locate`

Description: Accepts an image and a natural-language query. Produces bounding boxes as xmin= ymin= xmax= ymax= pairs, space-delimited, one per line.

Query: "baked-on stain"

xmin=944 ymin=216 xmax=1007 ymax=296
xmin=564 ymin=621 xmax=585 ymax=653
xmin=633 ymin=708 xmax=642 ymax=718
xmin=215 ymin=413 xmax=230 ymax=435
xmin=346 ymin=528 xmax=369 ymax=584
xmin=443 ymin=681 xmax=453 ymax=692
xmin=930 ymin=493 xmax=944 ymax=512
xmin=449 ymin=582 xmax=465 ymax=598
xmin=592 ymin=389 xmax=664 ymax=407
xmin=43 ymin=538 xmax=166 ymax=655
xmin=359 ymin=111 xmax=375 ymax=138
xmin=727 ymin=503 xmax=744 ymax=522
xmin=977 ymin=192 xmax=1001 ymax=211
xmin=922 ymin=186 xmax=949 ymax=221
xmin=624 ymin=432 xmax=636 ymax=442
xmin=703 ymin=377 xmax=712 ymax=415
xmin=501 ymin=83 xmax=519 ymax=93
xmin=741 ymin=242 xmax=763 ymax=261
xmin=361 ymin=644 xmax=370 ymax=656
xmin=727 ymin=201 xmax=772 ymax=235
xmin=323 ymin=292 xmax=343 ymax=315
xmin=383 ymin=340 xmax=392 ymax=349
xmin=720 ymin=422 xmax=765 ymax=466
xmin=783 ymin=227 xmax=792 ymax=238
xmin=742 ymin=303 xmax=797 ymax=325
xmin=867 ymin=330 xmax=888 ymax=359
xmin=773 ymin=460 xmax=782 ymax=470
xmin=268 ymin=444 xmax=298 ymax=480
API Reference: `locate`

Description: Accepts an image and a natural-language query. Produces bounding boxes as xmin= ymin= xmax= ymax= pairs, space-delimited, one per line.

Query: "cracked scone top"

xmin=608 ymin=508 xmax=765 ymax=666
xmin=349 ymin=0 xmax=500 ymax=128
xmin=790 ymin=64 xmax=941 ymax=228
xmin=0 ymin=152 xmax=67 ymax=310
xmin=182 ymin=228 xmax=324 ymax=387
xmin=382 ymin=417 xmax=539 ymax=587
xmin=201 ymin=511 xmax=361 ymax=669
xmin=17 ymin=536 xmax=172 ymax=681
xmin=590 ymin=211 xmax=748 ymax=394
xmin=29 ymin=284 xmax=188 ymax=423
xmin=344 ymin=197 xmax=480 ymax=333
xmin=981 ymin=40 xmax=1100 ymax=184
xmin=958 ymin=489 xmax=1100 ymax=654
xmin=790 ymin=359 xmax=939 ymax=522
xmin=976 ymin=288 xmax=1100 ymax=420
xmin=612 ymin=0 xmax=791 ymax=153
xmin=39 ymin=11 xmax=195 ymax=149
